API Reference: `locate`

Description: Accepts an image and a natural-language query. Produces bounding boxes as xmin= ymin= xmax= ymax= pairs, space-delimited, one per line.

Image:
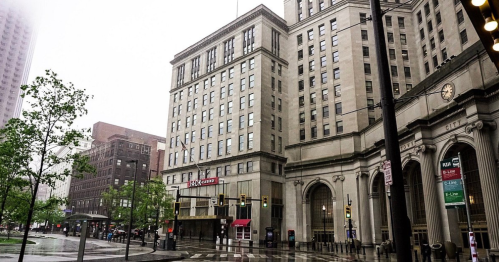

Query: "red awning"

xmin=231 ymin=219 xmax=251 ymax=227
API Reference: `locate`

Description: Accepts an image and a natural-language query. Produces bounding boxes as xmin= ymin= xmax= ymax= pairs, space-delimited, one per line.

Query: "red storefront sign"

xmin=187 ymin=177 xmax=219 ymax=188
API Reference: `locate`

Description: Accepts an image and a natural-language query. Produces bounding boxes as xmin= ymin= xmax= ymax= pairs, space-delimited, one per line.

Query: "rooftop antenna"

xmin=236 ymin=0 xmax=239 ymax=18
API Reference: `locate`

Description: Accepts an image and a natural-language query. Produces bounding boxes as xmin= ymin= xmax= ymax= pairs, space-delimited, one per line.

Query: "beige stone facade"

xmin=164 ymin=0 xmax=499 ymax=254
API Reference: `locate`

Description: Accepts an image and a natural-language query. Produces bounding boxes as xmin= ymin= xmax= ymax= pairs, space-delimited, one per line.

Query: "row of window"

xmin=173 ymin=58 xmax=255 ymax=103
xmin=299 ymin=122 xmax=341 ymax=140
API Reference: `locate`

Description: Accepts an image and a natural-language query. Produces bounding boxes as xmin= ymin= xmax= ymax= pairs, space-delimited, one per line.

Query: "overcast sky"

xmin=27 ymin=0 xmax=284 ymax=137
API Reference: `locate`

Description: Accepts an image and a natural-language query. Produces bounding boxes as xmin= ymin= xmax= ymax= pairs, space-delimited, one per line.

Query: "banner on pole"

xmin=440 ymin=157 xmax=465 ymax=209
xmin=469 ymin=232 xmax=478 ymax=262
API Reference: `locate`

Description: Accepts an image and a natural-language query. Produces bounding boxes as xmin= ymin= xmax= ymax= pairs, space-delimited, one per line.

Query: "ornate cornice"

xmin=356 ymin=171 xmax=369 ymax=178
xmin=465 ymin=120 xmax=497 ymax=134
xmin=294 ymin=180 xmax=304 ymax=186
xmin=170 ymin=5 xmax=288 ymax=65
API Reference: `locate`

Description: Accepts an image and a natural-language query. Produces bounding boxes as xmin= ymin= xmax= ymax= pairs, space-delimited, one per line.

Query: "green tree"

xmin=103 ymin=178 xmax=174 ymax=234
xmin=101 ymin=185 xmax=121 ymax=232
xmin=0 ymin=118 xmax=34 ymax=226
xmin=14 ymin=70 xmax=95 ymax=261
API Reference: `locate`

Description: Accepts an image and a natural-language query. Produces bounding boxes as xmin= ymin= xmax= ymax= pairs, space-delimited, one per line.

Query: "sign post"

xmin=383 ymin=160 xmax=393 ymax=186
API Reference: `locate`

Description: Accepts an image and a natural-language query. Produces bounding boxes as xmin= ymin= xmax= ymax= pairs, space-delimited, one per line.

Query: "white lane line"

xmin=247 ymin=253 xmax=255 ymax=258
xmin=190 ymin=254 xmax=202 ymax=258
xmin=206 ymin=254 xmax=215 ymax=257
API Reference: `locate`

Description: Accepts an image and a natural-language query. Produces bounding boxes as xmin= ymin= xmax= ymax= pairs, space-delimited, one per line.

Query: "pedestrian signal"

xmin=174 ymin=202 xmax=180 ymax=215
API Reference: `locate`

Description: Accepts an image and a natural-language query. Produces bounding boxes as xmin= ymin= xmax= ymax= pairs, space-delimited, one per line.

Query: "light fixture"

xmin=485 ymin=17 xmax=498 ymax=31
xmin=494 ymin=38 xmax=499 ymax=51
xmin=322 ymin=205 xmax=326 ymax=211
xmin=472 ymin=0 xmax=486 ymax=7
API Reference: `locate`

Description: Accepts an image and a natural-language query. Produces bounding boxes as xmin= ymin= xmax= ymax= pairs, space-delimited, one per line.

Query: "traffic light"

xmin=262 ymin=196 xmax=268 ymax=208
xmin=240 ymin=194 xmax=246 ymax=207
xmin=345 ymin=205 xmax=352 ymax=219
xmin=174 ymin=202 xmax=180 ymax=215
xmin=218 ymin=193 xmax=225 ymax=206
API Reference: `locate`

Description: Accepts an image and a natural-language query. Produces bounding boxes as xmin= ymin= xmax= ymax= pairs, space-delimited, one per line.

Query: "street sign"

xmin=383 ymin=160 xmax=393 ymax=186
xmin=63 ymin=209 xmax=72 ymax=213
xmin=211 ymin=197 xmax=217 ymax=204
xmin=440 ymin=157 xmax=465 ymax=208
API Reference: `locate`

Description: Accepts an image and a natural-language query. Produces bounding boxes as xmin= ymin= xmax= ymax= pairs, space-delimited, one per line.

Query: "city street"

xmin=0 ymin=233 xmax=154 ymax=261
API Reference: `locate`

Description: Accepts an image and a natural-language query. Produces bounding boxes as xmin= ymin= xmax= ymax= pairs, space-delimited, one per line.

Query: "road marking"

xmin=247 ymin=253 xmax=255 ymax=258
xmin=190 ymin=254 xmax=202 ymax=258
xmin=220 ymin=254 xmax=227 ymax=257
xmin=259 ymin=254 xmax=268 ymax=258
xmin=234 ymin=254 xmax=241 ymax=257
xmin=206 ymin=254 xmax=215 ymax=257
xmin=273 ymin=255 xmax=282 ymax=258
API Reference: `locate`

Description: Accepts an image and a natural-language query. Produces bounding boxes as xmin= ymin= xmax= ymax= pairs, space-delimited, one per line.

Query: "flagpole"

xmin=180 ymin=141 xmax=203 ymax=175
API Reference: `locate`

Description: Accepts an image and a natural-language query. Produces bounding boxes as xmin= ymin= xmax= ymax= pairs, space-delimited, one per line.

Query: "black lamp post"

xmin=322 ymin=205 xmax=326 ymax=246
xmin=125 ymin=160 xmax=138 ymax=261
xmin=171 ymin=185 xmax=180 ymax=251
xmin=153 ymin=204 xmax=160 ymax=251
xmin=387 ymin=190 xmax=396 ymax=252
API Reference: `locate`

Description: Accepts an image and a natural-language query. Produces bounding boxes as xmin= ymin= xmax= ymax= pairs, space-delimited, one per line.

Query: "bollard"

xmin=377 ymin=247 xmax=380 ymax=258
xmin=363 ymin=246 xmax=366 ymax=255
xmin=414 ymin=250 xmax=419 ymax=262
xmin=491 ymin=254 xmax=496 ymax=262
xmin=385 ymin=248 xmax=389 ymax=258
xmin=341 ymin=242 xmax=343 ymax=253
xmin=456 ymin=251 xmax=460 ymax=262
xmin=336 ymin=243 xmax=338 ymax=253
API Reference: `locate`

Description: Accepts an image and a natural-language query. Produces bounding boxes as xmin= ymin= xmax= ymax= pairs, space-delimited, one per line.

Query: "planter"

xmin=445 ymin=241 xmax=457 ymax=259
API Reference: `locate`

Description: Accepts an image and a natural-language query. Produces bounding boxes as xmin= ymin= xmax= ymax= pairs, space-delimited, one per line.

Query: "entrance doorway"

xmin=403 ymin=161 xmax=428 ymax=246
xmin=310 ymin=183 xmax=334 ymax=243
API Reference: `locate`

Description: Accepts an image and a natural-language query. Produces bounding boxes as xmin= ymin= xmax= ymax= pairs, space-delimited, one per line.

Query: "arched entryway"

xmin=309 ymin=183 xmax=334 ymax=243
xmin=403 ymin=160 xmax=428 ymax=246
xmin=372 ymin=173 xmax=389 ymax=243
xmin=444 ymin=143 xmax=489 ymax=250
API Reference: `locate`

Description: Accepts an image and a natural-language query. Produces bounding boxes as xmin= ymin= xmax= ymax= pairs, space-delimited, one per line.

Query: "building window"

xmin=249 ymin=75 xmax=255 ymax=88
xmin=176 ymin=64 xmax=185 ymax=87
xmin=424 ymin=3 xmax=430 ymax=16
xmin=367 ymin=99 xmax=375 ymax=110
xmin=311 ymin=109 xmax=317 ymax=121
xmin=191 ymin=56 xmax=200 ymax=80
xmin=238 ymin=163 xmax=244 ymax=174
xmin=248 ymin=133 xmax=254 ymax=149
xmin=333 ymin=68 xmax=340 ymax=79
xmin=298 ymin=65 xmax=304 ymax=75
xmin=239 ymin=135 xmax=244 ymax=151
xmin=333 ymin=51 xmax=339 ymax=62
xmin=271 ymin=135 xmax=276 ymax=151
xmin=417 ymin=11 xmax=422 ymax=24
xmin=400 ymin=34 xmax=407 ymax=45
xmin=240 ymin=96 xmax=246 ymax=109
xmin=311 ymin=126 xmax=317 ymax=138
xmin=433 ymin=55 xmax=438 ymax=68
xmin=308 ymin=29 xmax=314 ymax=40
xmin=249 ymin=93 xmax=255 ymax=107
xmin=385 ymin=16 xmax=392 ymax=27
xmin=460 ymin=30 xmax=468 ymax=44
xmin=271 ymin=114 xmax=276 ymax=128
xmin=309 ymin=60 xmax=315 ymax=71
xmin=323 ymin=123 xmax=331 ymax=136
xmin=335 ymin=102 xmax=342 ymax=115
xmin=436 ymin=12 xmax=442 ymax=25
xmin=422 ymin=45 xmax=428 ymax=57
xmin=430 ymin=38 xmax=436 ymax=50
xmin=391 ymin=66 xmax=398 ymax=77
xmin=332 ymin=35 xmax=338 ymax=46
xmin=299 ymin=80 xmax=304 ymax=91
xmin=335 ymin=85 xmax=341 ymax=97
xmin=226 ymin=138 xmax=232 ymax=154
xmin=299 ymin=96 xmax=305 ymax=107
xmin=300 ymin=129 xmax=305 ymax=140
xmin=420 ymin=28 xmax=425 ymax=40
xmin=438 ymin=30 xmax=445 ymax=42
xmin=387 ymin=32 xmax=394 ymax=43
xmin=319 ymin=24 xmax=325 ymax=35
xmin=310 ymin=93 xmax=316 ymax=104
xmin=404 ymin=67 xmax=411 ymax=78
xmin=250 ymin=58 xmax=255 ymax=70
xmin=218 ymin=140 xmax=224 ymax=156
xmin=243 ymin=26 xmax=255 ymax=55
xmin=362 ymin=46 xmax=369 ymax=57
xmin=209 ymin=108 xmax=214 ymax=120
xmin=364 ymin=63 xmax=371 ymax=74
xmin=271 ymin=29 xmax=280 ymax=56
xmin=219 ymin=122 xmax=224 ymax=135
xmin=225 ymin=165 xmax=231 ymax=176
xmin=360 ymin=13 xmax=367 ymax=24
xmin=406 ymin=84 xmax=412 ymax=91
xmin=425 ymin=62 xmax=430 ymax=74
xmin=309 ymin=45 xmax=314 ymax=56
xmin=297 ymin=34 xmax=303 ymax=45
xmin=322 ymin=89 xmax=328 ymax=101
xmin=228 ymin=83 xmax=234 ymax=96
xmin=398 ymin=17 xmax=405 ymax=28
xmin=393 ymin=83 xmax=400 ymax=95
xmin=319 ymin=0 xmax=325 ymax=11
xmin=229 ymin=67 xmax=234 ymax=78
xmin=310 ymin=76 xmax=316 ymax=87
xmin=224 ymin=38 xmax=235 ymax=64
xmin=361 ymin=30 xmax=368 ymax=41
xmin=278 ymin=117 xmax=282 ymax=131
xmin=320 ymin=40 xmax=326 ymax=51
xmin=389 ymin=49 xmax=396 ymax=60
xmin=442 ymin=48 xmax=448 ymax=60
xmin=298 ymin=50 xmax=303 ymax=60
xmin=427 ymin=20 xmax=433 ymax=33
xmin=278 ymin=98 xmax=282 ymax=111
xmin=247 ymin=161 xmax=253 ymax=172
xmin=336 ymin=121 xmax=343 ymax=134
xmin=248 ymin=113 xmax=254 ymax=126
xmin=207 ymin=47 xmax=217 ymax=73
xmin=331 ymin=18 xmax=337 ymax=30
xmin=207 ymin=143 xmax=213 ymax=158
xmin=299 ymin=112 xmax=305 ymax=123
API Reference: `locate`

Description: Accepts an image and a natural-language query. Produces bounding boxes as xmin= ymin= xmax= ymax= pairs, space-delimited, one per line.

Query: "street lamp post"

xmin=387 ymin=190 xmax=396 ymax=252
xmin=219 ymin=179 xmax=225 ymax=216
xmin=322 ymin=205 xmax=326 ymax=246
xmin=142 ymin=169 xmax=158 ymax=247
xmin=125 ymin=160 xmax=138 ymax=261
xmin=153 ymin=204 xmax=160 ymax=251
xmin=171 ymin=185 xmax=180 ymax=251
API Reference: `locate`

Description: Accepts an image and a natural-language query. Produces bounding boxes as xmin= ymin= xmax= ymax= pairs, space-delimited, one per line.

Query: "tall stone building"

xmin=0 ymin=0 xmax=36 ymax=126
xmin=165 ymin=0 xmax=499 ymax=256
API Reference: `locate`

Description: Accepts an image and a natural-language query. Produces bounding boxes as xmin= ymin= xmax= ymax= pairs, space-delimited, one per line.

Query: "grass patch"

xmin=0 ymin=238 xmax=35 ymax=244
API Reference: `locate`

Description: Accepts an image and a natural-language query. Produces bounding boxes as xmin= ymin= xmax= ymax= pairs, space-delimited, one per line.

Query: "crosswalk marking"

xmin=234 ymin=254 xmax=241 ymax=257
xmin=259 ymin=254 xmax=268 ymax=258
xmin=190 ymin=254 xmax=202 ymax=258
xmin=220 ymin=254 xmax=227 ymax=258
xmin=247 ymin=253 xmax=255 ymax=258
xmin=206 ymin=254 xmax=214 ymax=257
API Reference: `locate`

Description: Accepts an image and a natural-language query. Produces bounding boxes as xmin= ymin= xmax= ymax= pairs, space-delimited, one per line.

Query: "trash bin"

xmin=431 ymin=243 xmax=444 ymax=259
xmin=160 ymin=239 xmax=166 ymax=250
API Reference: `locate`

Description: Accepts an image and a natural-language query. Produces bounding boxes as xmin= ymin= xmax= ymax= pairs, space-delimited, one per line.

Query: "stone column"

xmin=466 ymin=120 xmax=499 ymax=251
xmin=415 ymin=144 xmax=444 ymax=244
xmin=333 ymin=175 xmax=345 ymax=242
xmin=358 ymin=172 xmax=373 ymax=246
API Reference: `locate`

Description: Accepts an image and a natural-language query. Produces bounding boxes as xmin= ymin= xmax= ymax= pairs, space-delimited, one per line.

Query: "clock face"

xmin=441 ymin=83 xmax=455 ymax=101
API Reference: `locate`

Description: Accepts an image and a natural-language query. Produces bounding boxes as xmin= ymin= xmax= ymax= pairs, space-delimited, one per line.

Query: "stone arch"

xmin=403 ymin=159 xmax=427 ymax=245
xmin=437 ymin=134 xmax=475 ymax=166
xmin=369 ymin=169 xmax=390 ymax=243
xmin=303 ymin=178 xmax=336 ymax=202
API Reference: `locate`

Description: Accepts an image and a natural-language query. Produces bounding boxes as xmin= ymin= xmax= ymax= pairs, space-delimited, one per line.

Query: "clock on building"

xmin=441 ymin=83 xmax=455 ymax=102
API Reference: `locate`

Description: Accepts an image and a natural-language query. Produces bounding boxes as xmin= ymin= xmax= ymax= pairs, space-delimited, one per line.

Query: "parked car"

xmin=133 ymin=229 xmax=143 ymax=239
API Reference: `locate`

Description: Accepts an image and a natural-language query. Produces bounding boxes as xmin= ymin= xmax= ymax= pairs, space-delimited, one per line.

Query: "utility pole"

xmin=369 ymin=0 xmax=412 ymax=261
xmin=347 ymin=194 xmax=352 ymax=251
xmin=173 ymin=188 xmax=180 ymax=251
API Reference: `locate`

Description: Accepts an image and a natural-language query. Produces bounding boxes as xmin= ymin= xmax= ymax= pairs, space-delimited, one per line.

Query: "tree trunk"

xmin=0 ymin=186 xmax=10 ymax=226
xmin=18 ymin=178 xmax=40 ymax=262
